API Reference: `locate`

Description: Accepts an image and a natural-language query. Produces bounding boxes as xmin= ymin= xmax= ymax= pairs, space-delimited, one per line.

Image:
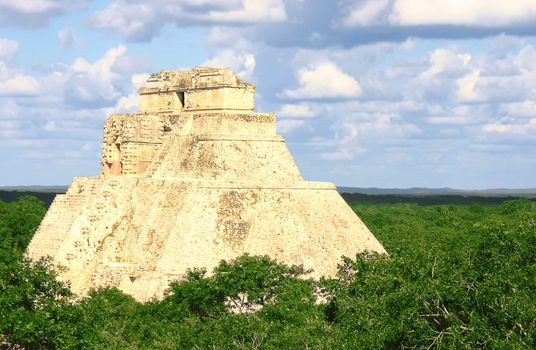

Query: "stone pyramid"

xmin=27 ymin=67 xmax=386 ymax=301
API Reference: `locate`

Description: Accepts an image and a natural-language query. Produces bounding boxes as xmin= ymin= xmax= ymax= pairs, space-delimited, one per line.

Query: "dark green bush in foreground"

xmin=0 ymin=197 xmax=534 ymax=349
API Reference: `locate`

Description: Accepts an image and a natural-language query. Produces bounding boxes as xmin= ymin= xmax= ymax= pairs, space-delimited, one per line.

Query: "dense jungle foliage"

xmin=0 ymin=195 xmax=534 ymax=349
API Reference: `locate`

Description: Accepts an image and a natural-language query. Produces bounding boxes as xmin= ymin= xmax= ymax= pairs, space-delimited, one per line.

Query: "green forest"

xmin=1 ymin=195 xmax=534 ymax=349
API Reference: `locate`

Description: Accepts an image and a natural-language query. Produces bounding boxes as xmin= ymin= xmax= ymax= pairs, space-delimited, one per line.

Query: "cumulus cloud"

xmin=91 ymin=0 xmax=286 ymax=41
xmin=58 ymin=27 xmax=77 ymax=48
xmin=281 ymin=62 xmax=362 ymax=99
xmin=277 ymin=104 xmax=317 ymax=118
xmin=451 ymin=45 xmax=536 ymax=104
xmin=206 ymin=0 xmax=286 ymax=23
xmin=206 ymin=26 xmax=245 ymax=47
xmin=390 ymin=0 xmax=536 ymax=26
xmin=0 ymin=39 xmax=19 ymax=60
xmin=265 ymin=35 xmax=536 ymax=186
xmin=105 ymin=73 xmax=150 ymax=115
xmin=406 ymin=48 xmax=472 ymax=101
xmin=202 ymin=49 xmax=256 ymax=80
xmin=341 ymin=0 xmax=391 ymax=27
xmin=456 ymin=70 xmax=480 ymax=101
xmin=482 ymin=118 xmax=536 ymax=139
xmin=246 ymin=1 xmax=536 ymax=50
xmin=320 ymin=122 xmax=362 ymax=160
xmin=63 ymin=45 xmax=135 ymax=108
xmin=0 ymin=0 xmax=88 ymax=28
xmin=0 ymin=75 xmax=41 ymax=96
xmin=85 ymin=0 xmax=536 ymax=47
xmin=274 ymin=103 xmax=319 ymax=133
xmin=302 ymin=100 xmax=423 ymax=161
xmin=340 ymin=0 xmax=536 ymax=28
xmin=0 ymin=39 xmax=43 ymax=97
xmin=277 ymin=119 xmax=306 ymax=133
xmin=487 ymin=34 xmax=527 ymax=57
xmin=498 ymin=101 xmax=536 ymax=118
xmin=0 ymin=45 xmax=147 ymax=158
xmin=0 ymin=42 xmax=150 ymax=185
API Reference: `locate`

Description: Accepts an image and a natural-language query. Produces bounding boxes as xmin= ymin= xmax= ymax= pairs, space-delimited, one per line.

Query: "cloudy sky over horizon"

xmin=1 ymin=0 xmax=536 ymax=189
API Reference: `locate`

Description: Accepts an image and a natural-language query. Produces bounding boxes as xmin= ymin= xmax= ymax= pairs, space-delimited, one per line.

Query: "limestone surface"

xmin=27 ymin=67 xmax=386 ymax=301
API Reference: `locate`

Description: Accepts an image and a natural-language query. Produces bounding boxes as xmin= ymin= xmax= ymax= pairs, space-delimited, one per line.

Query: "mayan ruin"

xmin=26 ymin=67 xmax=386 ymax=301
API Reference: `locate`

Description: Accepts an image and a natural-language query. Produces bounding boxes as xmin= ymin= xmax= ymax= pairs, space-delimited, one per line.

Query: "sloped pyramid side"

xmin=27 ymin=68 xmax=386 ymax=301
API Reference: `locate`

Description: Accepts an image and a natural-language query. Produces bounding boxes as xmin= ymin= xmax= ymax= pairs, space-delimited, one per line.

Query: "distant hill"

xmin=0 ymin=185 xmax=68 ymax=193
xmin=337 ymin=186 xmax=536 ymax=198
xmin=0 ymin=186 xmax=68 ymax=208
xmin=3 ymin=185 xmax=535 ymax=198
xmin=1 ymin=185 xmax=535 ymax=208
xmin=0 ymin=190 xmax=61 ymax=208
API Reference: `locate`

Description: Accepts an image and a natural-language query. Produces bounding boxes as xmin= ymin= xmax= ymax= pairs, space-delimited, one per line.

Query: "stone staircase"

xmin=27 ymin=193 xmax=87 ymax=258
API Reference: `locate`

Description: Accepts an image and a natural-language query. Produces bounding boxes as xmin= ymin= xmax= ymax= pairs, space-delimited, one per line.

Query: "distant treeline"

xmin=1 ymin=190 xmax=534 ymax=209
xmin=340 ymin=192 xmax=536 ymax=205
xmin=0 ymin=190 xmax=60 ymax=208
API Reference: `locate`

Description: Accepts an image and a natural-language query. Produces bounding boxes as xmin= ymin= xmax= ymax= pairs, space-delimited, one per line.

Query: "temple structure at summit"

xmin=27 ymin=67 xmax=386 ymax=301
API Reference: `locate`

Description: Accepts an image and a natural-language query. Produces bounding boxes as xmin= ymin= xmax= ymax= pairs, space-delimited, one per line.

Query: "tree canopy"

xmin=0 ymin=196 xmax=534 ymax=349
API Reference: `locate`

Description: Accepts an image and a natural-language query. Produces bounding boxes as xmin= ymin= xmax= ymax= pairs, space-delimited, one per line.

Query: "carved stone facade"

xmin=27 ymin=67 xmax=386 ymax=301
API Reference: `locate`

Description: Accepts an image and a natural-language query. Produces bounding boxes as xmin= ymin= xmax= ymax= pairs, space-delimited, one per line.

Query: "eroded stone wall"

xmin=101 ymin=114 xmax=165 ymax=175
xmin=184 ymin=87 xmax=255 ymax=111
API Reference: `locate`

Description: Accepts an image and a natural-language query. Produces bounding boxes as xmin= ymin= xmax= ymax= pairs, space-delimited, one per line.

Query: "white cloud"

xmin=487 ymin=34 xmax=527 ymax=57
xmin=0 ymin=0 xmax=88 ymax=27
xmin=277 ymin=104 xmax=317 ymax=118
xmin=342 ymin=0 xmax=390 ymax=27
xmin=405 ymin=48 xmax=471 ymax=101
xmin=390 ymin=0 xmax=536 ymax=26
xmin=276 ymin=119 xmax=306 ymax=133
xmin=206 ymin=0 xmax=286 ymax=23
xmin=0 ymin=39 xmax=42 ymax=97
xmin=44 ymin=120 xmax=57 ymax=131
xmin=202 ymin=49 xmax=256 ymax=80
xmin=454 ymin=45 xmax=536 ymax=103
xmin=206 ymin=27 xmax=245 ymax=47
xmin=338 ymin=0 xmax=536 ymax=29
xmin=281 ymin=62 xmax=362 ymax=99
xmin=63 ymin=45 xmax=140 ymax=108
xmin=0 ymin=38 xmax=18 ymax=60
xmin=422 ymin=49 xmax=471 ymax=78
xmin=90 ymin=2 xmax=160 ymax=40
xmin=314 ymin=105 xmax=422 ymax=162
xmin=0 ymin=120 xmax=20 ymax=137
xmin=0 ymin=44 xmax=148 ymax=158
xmin=105 ymin=72 xmax=150 ymax=114
xmin=91 ymin=0 xmax=286 ymax=40
xmin=0 ymin=0 xmax=63 ymax=14
xmin=498 ymin=101 xmax=536 ymax=118
xmin=514 ymin=45 xmax=536 ymax=72
xmin=271 ymin=39 xmax=536 ymax=178
xmin=426 ymin=116 xmax=473 ymax=125
xmin=456 ymin=70 xmax=480 ymax=101
xmin=481 ymin=120 xmax=536 ymax=141
xmin=358 ymin=114 xmax=422 ymax=139
xmin=320 ymin=122 xmax=363 ymax=160
xmin=58 ymin=27 xmax=77 ymax=48
xmin=483 ymin=124 xmax=511 ymax=133
xmin=320 ymin=150 xmax=354 ymax=160
xmin=0 ymin=75 xmax=41 ymax=96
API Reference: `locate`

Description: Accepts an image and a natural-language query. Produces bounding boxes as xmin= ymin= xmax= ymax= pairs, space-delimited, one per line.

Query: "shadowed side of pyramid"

xmin=26 ymin=67 xmax=386 ymax=301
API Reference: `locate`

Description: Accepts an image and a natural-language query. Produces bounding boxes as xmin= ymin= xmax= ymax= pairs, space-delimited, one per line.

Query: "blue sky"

xmin=1 ymin=0 xmax=536 ymax=189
